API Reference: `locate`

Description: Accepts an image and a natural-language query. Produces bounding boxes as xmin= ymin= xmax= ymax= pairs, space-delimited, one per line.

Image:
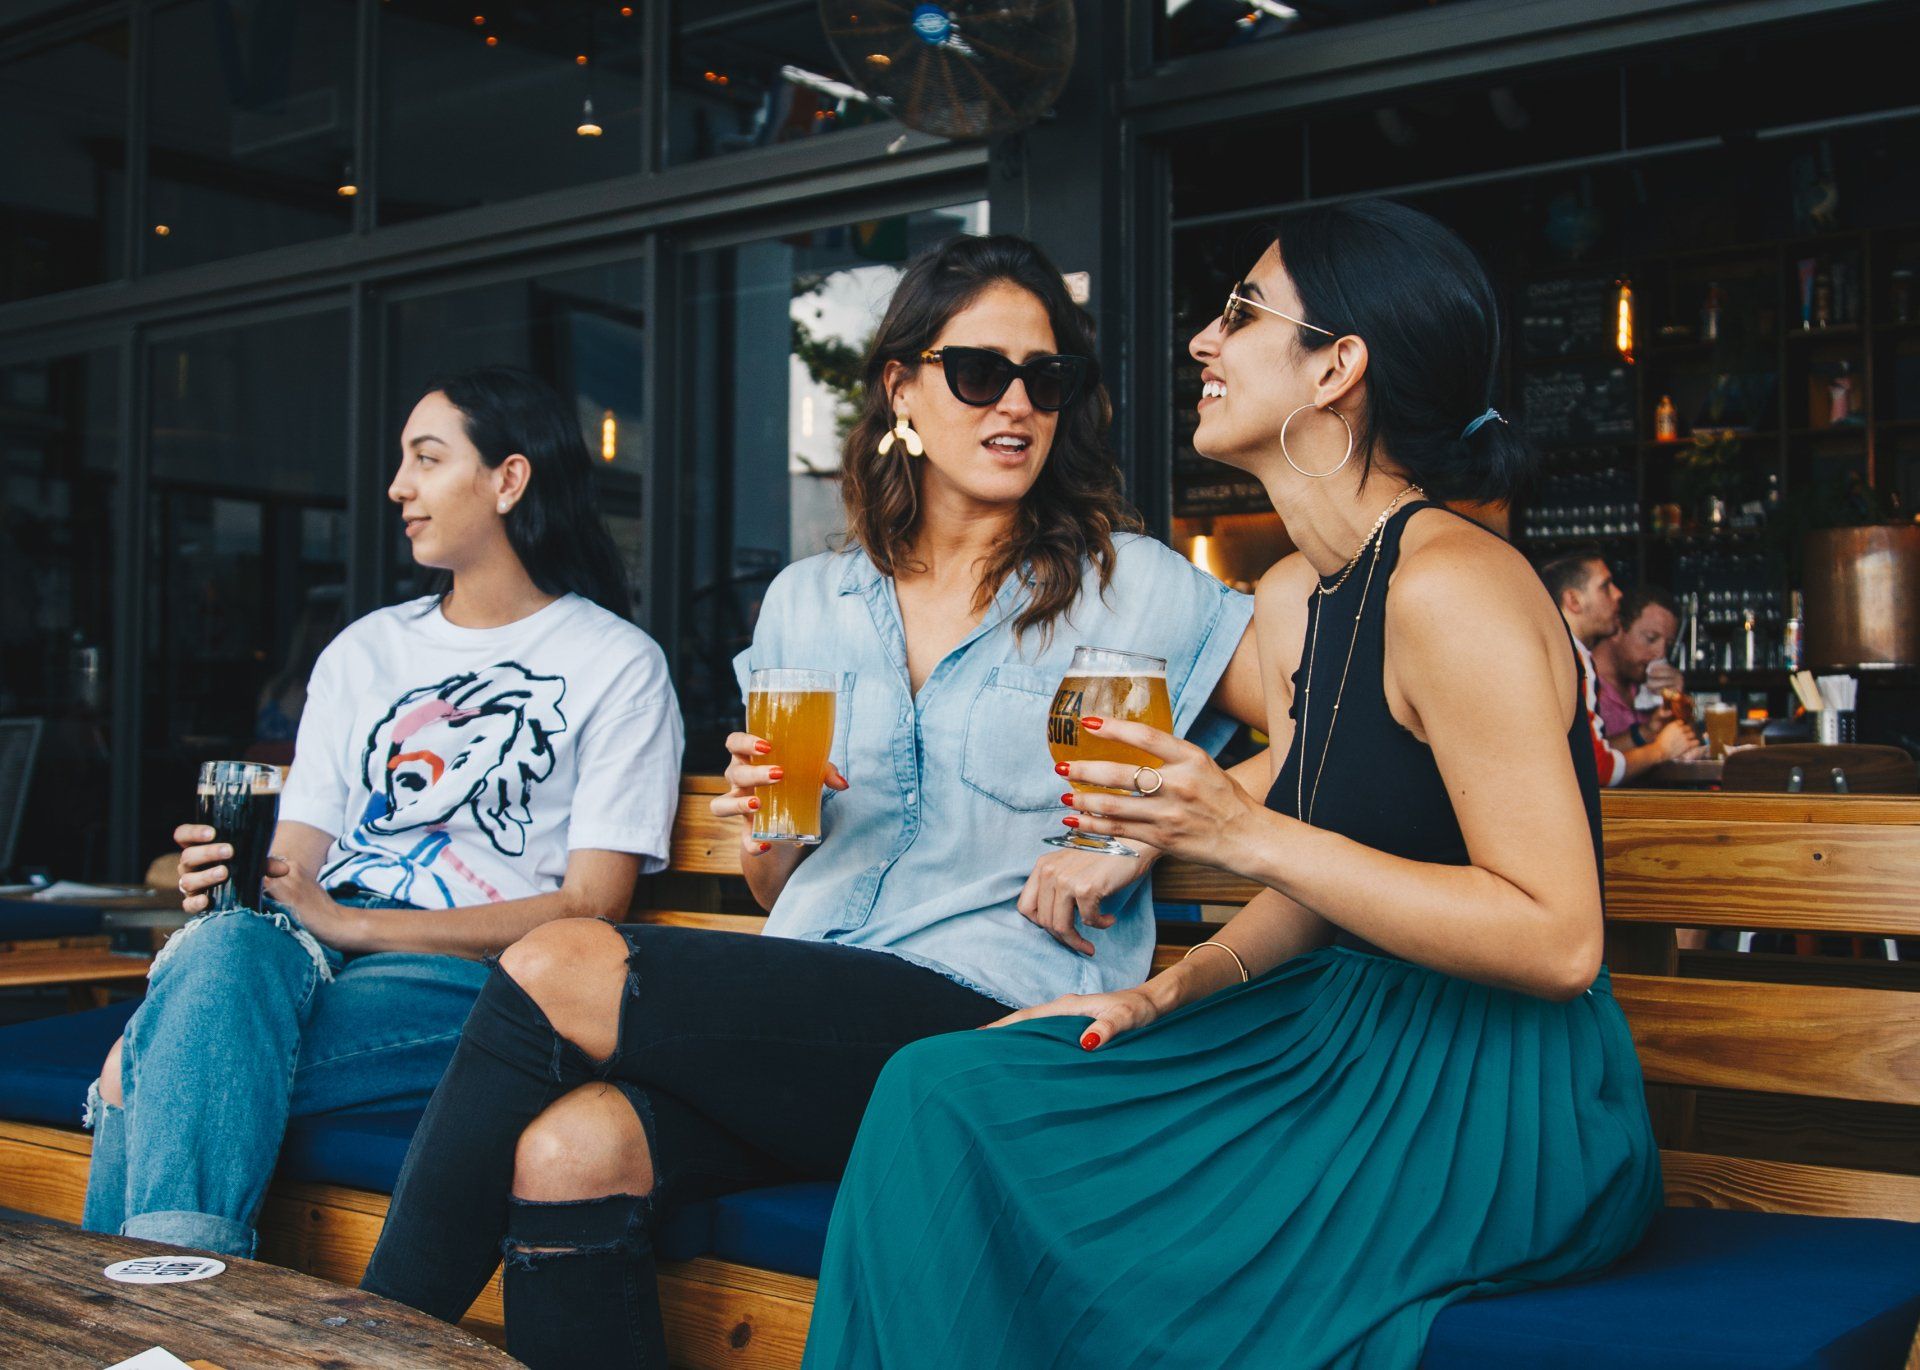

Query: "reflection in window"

xmin=386 ymin=260 xmax=647 ymax=612
xmin=0 ymin=24 xmax=129 ymax=302
xmin=0 ymin=352 xmax=119 ymax=879
xmin=668 ymin=0 xmax=891 ymax=164
xmin=378 ymin=3 xmax=646 ymax=224
xmin=143 ymin=312 xmax=348 ymax=859
xmin=675 ymin=201 xmax=986 ymax=757
xmin=1160 ymin=0 xmax=1469 ymax=61
xmin=144 ymin=0 xmax=358 ymax=273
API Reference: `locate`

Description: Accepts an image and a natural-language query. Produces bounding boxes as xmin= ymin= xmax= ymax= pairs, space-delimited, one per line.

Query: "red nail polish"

xmin=768 ymin=766 xmax=784 ymax=781
xmin=1081 ymin=1031 xmax=1102 ymax=1050
xmin=754 ymin=740 xmax=773 ymax=754
xmin=1062 ymin=815 xmax=1080 ymax=828
xmin=759 ymin=842 xmax=772 ymax=853
xmin=1055 ymin=762 xmax=1070 ymax=776
xmin=747 ymin=797 xmax=760 ymax=811
xmin=1082 ymin=716 xmax=1103 ymax=730
xmin=1060 ymin=793 xmax=1076 ymax=806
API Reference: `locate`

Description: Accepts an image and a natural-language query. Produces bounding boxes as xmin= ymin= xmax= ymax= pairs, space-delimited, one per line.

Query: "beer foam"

xmin=1061 ymin=668 xmax=1167 ymax=678
xmin=196 ymin=781 xmax=280 ymax=796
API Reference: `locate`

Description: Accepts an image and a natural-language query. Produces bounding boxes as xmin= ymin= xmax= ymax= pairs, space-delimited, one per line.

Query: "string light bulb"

xmin=576 ymin=97 xmax=603 ymax=136
xmin=601 ymin=410 xmax=617 ymax=462
xmin=152 ymin=223 xmax=171 ymax=237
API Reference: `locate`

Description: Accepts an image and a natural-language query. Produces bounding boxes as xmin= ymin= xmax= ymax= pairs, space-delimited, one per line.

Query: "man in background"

xmin=1592 ymin=583 xmax=1691 ymax=751
xmin=1539 ymin=549 xmax=1702 ymax=786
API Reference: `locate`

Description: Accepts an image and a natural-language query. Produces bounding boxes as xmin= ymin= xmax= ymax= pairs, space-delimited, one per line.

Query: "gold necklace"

xmin=1296 ymin=489 xmax=1421 ymax=824
xmin=1315 ymin=484 xmax=1422 ymax=599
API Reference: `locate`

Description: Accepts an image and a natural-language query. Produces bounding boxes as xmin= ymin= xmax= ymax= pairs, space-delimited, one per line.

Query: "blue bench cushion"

xmin=1423 ymin=1207 xmax=1920 ymax=1369
xmin=0 ymin=898 xmax=107 ymax=942
xmin=0 ymin=1001 xmax=136 ymax=1126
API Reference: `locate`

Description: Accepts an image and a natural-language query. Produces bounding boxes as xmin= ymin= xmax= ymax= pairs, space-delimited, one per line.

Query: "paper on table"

xmin=106 ymin=1349 xmax=196 ymax=1370
xmin=28 ymin=880 xmax=148 ymax=901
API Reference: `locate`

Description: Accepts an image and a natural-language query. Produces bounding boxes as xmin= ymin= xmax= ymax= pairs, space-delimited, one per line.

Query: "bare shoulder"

xmin=1254 ymin=550 xmax=1316 ymax=614
xmin=1389 ymin=508 xmax=1558 ymax=642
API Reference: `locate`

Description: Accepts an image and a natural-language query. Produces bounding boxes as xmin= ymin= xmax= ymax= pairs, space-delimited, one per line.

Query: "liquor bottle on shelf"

xmin=1655 ymin=395 xmax=1679 ymax=442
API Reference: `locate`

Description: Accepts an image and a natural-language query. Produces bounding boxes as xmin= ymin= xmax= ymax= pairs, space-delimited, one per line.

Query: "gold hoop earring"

xmin=1280 ymin=404 xmax=1355 ymax=479
xmin=876 ymin=414 xmax=923 ymax=458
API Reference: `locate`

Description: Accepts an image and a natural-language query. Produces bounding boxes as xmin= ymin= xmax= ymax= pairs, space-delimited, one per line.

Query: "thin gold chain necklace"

xmin=1296 ymin=488 xmax=1421 ymax=824
xmin=1316 ymin=484 xmax=1422 ymax=599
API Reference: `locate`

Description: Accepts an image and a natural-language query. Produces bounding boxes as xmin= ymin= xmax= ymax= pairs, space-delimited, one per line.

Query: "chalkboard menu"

xmin=1519 ymin=274 xmax=1616 ymax=359
xmin=1520 ymin=362 xmax=1636 ymax=446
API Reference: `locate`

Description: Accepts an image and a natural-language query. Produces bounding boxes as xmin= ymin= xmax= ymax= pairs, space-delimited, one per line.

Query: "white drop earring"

xmin=877 ymin=413 xmax=923 ymax=458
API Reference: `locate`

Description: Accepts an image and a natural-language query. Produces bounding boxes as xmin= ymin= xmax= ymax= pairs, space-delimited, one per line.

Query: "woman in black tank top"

xmin=802 ymin=201 xmax=1660 ymax=1370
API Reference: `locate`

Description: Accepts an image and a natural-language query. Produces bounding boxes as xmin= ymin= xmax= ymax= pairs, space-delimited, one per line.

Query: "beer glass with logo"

xmin=1046 ymin=646 xmax=1172 ymax=858
xmin=747 ymin=669 xmax=838 ymax=844
xmin=195 ymin=761 xmax=283 ymax=912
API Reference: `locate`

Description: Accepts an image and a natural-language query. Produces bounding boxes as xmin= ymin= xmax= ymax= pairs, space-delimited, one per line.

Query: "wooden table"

xmin=1640 ymin=758 xmax=1724 ymax=788
xmin=0 ymin=1219 xmax=520 ymax=1368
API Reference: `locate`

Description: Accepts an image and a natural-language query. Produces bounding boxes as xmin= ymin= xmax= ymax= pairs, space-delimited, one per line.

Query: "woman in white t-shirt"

xmin=80 ymin=366 xmax=684 ymax=1259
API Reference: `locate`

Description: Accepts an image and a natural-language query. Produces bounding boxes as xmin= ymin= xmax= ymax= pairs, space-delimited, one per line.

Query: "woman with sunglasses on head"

xmin=802 ymin=201 xmax=1661 ymax=1369
xmin=362 ymin=233 xmax=1266 ymax=1367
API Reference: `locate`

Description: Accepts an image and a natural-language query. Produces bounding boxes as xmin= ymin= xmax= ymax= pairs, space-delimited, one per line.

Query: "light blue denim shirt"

xmin=732 ymin=532 xmax=1253 ymax=1009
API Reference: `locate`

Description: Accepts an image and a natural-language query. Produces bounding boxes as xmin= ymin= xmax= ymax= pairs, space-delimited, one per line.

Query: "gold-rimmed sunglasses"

xmin=1222 ymin=283 xmax=1337 ymax=338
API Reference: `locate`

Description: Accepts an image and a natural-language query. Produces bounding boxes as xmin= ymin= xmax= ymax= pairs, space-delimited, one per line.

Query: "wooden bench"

xmin=1 ymin=784 xmax=1916 ymax=1367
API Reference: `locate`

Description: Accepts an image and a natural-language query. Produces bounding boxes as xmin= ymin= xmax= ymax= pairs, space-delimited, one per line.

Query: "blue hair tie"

xmin=1461 ymin=407 xmax=1505 ymax=440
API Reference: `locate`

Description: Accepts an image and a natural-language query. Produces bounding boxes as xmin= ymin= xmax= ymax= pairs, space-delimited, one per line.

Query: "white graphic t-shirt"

xmin=277 ymin=593 xmax=683 ymax=909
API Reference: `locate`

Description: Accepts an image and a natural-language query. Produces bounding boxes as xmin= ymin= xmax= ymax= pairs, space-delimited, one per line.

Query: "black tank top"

xmin=1266 ymin=502 xmax=1604 ymax=953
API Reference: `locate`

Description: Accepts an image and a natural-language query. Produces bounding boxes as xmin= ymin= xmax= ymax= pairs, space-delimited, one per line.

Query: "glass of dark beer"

xmin=195 ymin=761 xmax=283 ymax=912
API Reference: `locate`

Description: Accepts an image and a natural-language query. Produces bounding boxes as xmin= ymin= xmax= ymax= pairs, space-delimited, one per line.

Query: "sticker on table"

xmin=103 ymin=1255 xmax=226 ymax=1284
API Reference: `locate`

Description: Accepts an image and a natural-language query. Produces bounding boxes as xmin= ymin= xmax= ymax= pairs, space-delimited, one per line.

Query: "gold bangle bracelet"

xmin=1182 ymin=939 xmax=1249 ymax=984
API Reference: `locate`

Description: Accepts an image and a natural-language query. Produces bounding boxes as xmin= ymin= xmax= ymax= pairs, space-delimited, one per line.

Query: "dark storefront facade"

xmin=2 ymin=0 xmax=1912 ymax=883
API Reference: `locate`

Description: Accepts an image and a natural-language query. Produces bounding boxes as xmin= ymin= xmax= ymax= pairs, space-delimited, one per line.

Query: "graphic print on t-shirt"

xmin=321 ymin=662 xmax=567 ymax=904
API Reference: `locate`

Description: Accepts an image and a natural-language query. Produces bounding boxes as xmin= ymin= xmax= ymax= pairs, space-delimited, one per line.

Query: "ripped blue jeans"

xmin=81 ymin=893 xmax=489 ymax=1257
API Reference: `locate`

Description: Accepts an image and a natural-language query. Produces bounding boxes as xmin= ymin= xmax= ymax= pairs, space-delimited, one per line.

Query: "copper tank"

xmin=1802 ymin=524 xmax=1920 ymax=670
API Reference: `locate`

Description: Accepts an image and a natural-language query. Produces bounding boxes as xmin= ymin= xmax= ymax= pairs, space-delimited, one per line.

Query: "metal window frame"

xmin=1127 ymin=0 xmax=1891 ymax=133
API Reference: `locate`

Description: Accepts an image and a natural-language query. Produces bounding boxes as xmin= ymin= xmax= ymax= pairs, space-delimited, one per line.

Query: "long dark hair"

xmin=1270 ymin=199 xmax=1533 ymax=502
xmin=424 ymin=365 xmax=632 ymax=620
xmin=840 ymin=234 xmax=1142 ymax=640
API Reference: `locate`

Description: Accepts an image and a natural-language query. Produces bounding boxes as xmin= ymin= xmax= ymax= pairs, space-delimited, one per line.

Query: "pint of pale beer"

xmin=747 ymin=669 xmax=837 ymax=844
xmin=1046 ymin=647 xmax=1172 ymax=858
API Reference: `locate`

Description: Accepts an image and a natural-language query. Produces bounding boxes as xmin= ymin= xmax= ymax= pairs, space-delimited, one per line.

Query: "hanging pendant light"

xmin=576 ymin=97 xmax=603 ymax=136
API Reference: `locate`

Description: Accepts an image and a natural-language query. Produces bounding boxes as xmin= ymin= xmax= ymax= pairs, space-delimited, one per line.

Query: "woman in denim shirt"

xmin=363 ymin=234 xmax=1263 ymax=1367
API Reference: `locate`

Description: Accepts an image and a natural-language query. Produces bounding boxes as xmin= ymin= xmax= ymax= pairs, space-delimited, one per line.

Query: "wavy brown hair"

xmin=840 ymin=234 xmax=1142 ymax=640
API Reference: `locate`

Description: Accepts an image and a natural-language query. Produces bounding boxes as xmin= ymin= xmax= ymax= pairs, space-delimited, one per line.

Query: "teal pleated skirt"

xmin=802 ymin=946 xmax=1662 ymax=1370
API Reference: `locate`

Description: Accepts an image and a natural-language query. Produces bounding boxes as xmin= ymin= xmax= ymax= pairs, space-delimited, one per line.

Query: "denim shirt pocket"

xmin=960 ymin=664 xmax=1064 ymax=813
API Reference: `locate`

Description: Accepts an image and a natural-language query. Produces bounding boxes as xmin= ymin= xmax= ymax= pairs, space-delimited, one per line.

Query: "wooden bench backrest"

xmin=663 ymin=780 xmax=1920 ymax=1220
xmin=1599 ymin=791 xmax=1920 ymax=1221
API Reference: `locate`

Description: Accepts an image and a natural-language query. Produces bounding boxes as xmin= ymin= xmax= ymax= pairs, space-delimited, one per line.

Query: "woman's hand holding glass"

xmin=714 ymin=732 xmax=847 ymax=860
xmin=1056 ymin=717 xmax=1259 ymax=871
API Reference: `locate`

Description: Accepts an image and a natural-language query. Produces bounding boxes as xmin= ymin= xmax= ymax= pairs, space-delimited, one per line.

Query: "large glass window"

xmin=667 ymin=0 xmax=892 ymax=165
xmin=674 ymin=200 xmax=986 ymax=756
xmin=377 ymin=2 xmax=647 ymax=225
xmin=0 ymin=23 xmax=130 ymax=303
xmin=385 ymin=257 xmax=649 ymax=610
xmin=143 ymin=0 xmax=359 ymax=273
xmin=141 ymin=311 xmax=348 ymax=860
xmin=0 ymin=350 xmax=120 ymax=880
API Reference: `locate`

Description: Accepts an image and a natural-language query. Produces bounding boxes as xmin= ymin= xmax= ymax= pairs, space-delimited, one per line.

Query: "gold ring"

xmin=1132 ymin=765 xmax=1164 ymax=795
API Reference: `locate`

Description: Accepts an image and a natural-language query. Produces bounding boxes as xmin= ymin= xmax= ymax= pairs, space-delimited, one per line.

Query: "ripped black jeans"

xmin=360 ymin=924 xmax=1003 ymax=1368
